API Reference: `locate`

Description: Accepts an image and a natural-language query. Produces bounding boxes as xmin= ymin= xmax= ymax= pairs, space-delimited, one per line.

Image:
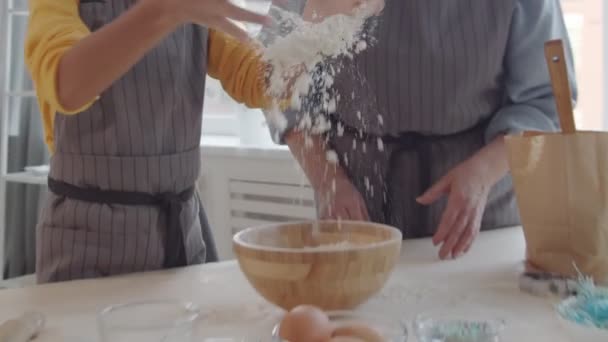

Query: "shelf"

xmin=2 ymin=172 xmax=47 ymax=185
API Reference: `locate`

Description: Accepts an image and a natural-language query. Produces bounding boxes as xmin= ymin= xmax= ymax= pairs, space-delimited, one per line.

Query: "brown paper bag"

xmin=506 ymin=131 xmax=608 ymax=285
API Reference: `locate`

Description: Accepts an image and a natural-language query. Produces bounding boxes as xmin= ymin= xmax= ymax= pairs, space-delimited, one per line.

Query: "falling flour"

xmin=336 ymin=121 xmax=345 ymax=137
xmin=377 ymin=138 xmax=384 ymax=151
xmin=326 ymin=150 xmax=339 ymax=164
xmin=259 ymin=4 xmax=377 ymax=133
xmin=255 ymin=5 xmax=383 ymax=217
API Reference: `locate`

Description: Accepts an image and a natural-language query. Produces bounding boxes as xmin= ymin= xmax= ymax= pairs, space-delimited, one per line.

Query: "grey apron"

xmin=324 ymin=0 xmax=521 ymax=237
xmin=36 ymin=0 xmax=217 ymax=283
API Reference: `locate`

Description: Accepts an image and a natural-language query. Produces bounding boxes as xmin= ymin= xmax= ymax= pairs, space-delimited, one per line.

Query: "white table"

xmin=0 ymin=227 xmax=571 ymax=341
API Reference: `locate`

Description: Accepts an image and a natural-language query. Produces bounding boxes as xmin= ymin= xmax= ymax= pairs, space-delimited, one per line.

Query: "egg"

xmin=332 ymin=323 xmax=384 ymax=342
xmin=329 ymin=337 xmax=366 ymax=342
xmin=279 ymin=305 xmax=333 ymax=342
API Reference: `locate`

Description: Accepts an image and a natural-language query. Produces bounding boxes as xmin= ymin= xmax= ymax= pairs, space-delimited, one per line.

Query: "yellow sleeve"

xmin=25 ymin=0 xmax=94 ymax=150
xmin=207 ymin=30 xmax=270 ymax=109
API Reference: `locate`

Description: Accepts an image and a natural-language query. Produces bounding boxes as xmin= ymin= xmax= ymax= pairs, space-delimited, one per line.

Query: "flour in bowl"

xmin=301 ymin=240 xmax=358 ymax=251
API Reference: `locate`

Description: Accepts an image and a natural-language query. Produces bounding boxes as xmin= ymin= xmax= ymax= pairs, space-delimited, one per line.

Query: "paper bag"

xmin=506 ymin=131 xmax=608 ymax=285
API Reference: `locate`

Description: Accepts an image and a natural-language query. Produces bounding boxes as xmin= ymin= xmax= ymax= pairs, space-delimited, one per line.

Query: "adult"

xmin=272 ymin=0 xmax=577 ymax=259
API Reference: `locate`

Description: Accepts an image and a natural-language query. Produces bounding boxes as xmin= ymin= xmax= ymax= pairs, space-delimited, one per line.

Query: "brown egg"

xmin=329 ymin=337 xmax=366 ymax=342
xmin=279 ymin=305 xmax=333 ymax=342
xmin=332 ymin=323 xmax=384 ymax=342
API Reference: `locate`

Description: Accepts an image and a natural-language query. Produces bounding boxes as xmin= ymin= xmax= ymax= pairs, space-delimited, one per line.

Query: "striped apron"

xmin=36 ymin=0 xmax=217 ymax=283
xmin=324 ymin=0 xmax=521 ymax=237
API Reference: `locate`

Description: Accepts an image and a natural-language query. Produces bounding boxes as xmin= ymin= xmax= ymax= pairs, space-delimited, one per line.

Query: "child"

xmin=25 ymin=0 xmax=371 ymax=283
xmin=24 ymin=0 xmax=276 ymax=283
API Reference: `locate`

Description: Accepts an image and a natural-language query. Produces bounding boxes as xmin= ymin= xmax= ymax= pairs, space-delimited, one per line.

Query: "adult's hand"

xmin=416 ymin=137 xmax=510 ymax=260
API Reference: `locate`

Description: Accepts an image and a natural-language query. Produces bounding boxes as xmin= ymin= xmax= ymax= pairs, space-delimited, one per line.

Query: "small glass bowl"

xmin=271 ymin=310 xmax=408 ymax=342
xmin=97 ymin=300 xmax=200 ymax=342
xmin=414 ymin=312 xmax=505 ymax=342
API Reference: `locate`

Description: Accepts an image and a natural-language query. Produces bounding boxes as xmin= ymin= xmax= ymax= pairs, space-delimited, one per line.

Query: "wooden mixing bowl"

xmin=233 ymin=220 xmax=402 ymax=311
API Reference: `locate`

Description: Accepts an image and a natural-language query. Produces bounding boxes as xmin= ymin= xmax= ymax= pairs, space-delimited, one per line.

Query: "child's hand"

xmin=159 ymin=0 xmax=271 ymax=42
xmin=317 ymin=172 xmax=370 ymax=221
xmin=303 ymin=0 xmax=385 ymax=23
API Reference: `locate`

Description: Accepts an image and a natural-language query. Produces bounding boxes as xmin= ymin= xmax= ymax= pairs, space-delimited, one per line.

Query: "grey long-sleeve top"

xmin=265 ymin=0 xmax=577 ymax=142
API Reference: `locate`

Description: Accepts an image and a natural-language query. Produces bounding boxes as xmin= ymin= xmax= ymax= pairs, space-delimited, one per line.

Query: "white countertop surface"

xmin=0 ymin=227 xmax=572 ymax=341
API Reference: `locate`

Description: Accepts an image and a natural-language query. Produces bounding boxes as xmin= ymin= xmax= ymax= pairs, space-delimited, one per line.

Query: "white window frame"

xmin=201 ymin=0 xmax=271 ymax=140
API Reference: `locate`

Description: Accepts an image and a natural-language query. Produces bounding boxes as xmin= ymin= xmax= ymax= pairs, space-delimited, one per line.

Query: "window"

xmin=201 ymin=0 xmax=271 ymax=139
xmin=202 ymin=77 xmax=241 ymax=137
xmin=561 ymin=0 xmax=606 ymax=130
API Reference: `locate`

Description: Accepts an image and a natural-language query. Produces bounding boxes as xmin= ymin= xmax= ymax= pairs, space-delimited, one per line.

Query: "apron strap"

xmin=384 ymin=134 xmax=431 ymax=234
xmin=47 ymin=178 xmax=193 ymax=268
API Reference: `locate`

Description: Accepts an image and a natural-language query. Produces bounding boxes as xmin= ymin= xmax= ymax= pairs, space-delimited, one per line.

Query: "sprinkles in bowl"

xmin=414 ymin=314 xmax=505 ymax=342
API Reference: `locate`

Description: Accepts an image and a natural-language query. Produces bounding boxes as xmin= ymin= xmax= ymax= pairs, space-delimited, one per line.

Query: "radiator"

xmin=198 ymin=150 xmax=317 ymax=260
xmin=228 ymin=179 xmax=316 ymax=235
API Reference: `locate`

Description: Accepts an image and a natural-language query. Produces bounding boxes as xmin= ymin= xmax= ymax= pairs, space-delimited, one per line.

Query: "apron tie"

xmin=156 ymin=190 xmax=193 ymax=268
xmin=383 ymin=133 xmax=432 ymax=235
xmin=47 ymin=178 xmax=193 ymax=268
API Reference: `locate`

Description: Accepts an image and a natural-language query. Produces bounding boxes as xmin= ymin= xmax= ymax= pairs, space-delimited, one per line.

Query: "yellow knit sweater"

xmin=25 ymin=0 xmax=268 ymax=152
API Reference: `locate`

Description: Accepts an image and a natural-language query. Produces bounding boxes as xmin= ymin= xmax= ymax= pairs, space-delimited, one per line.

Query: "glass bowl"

xmin=271 ymin=310 xmax=408 ymax=342
xmin=97 ymin=300 xmax=200 ymax=342
xmin=414 ymin=312 xmax=505 ymax=342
